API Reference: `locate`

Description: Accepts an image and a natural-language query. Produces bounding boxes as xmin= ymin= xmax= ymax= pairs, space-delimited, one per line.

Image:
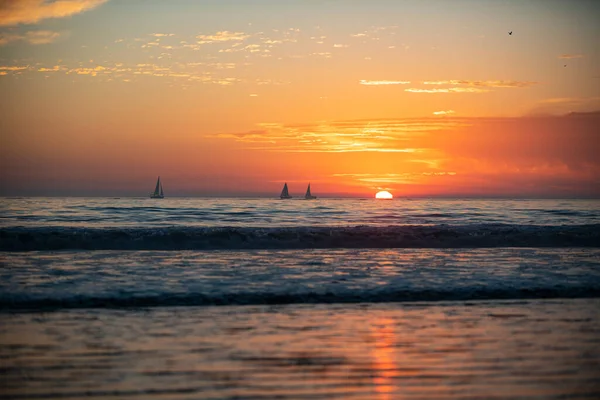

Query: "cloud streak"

xmin=0 ymin=0 xmax=108 ymax=26
xmin=0 ymin=30 xmax=61 ymax=45
xmin=423 ymin=80 xmax=538 ymax=88
xmin=558 ymin=54 xmax=584 ymax=59
xmin=216 ymin=118 xmax=467 ymax=153
xmin=196 ymin=31 xmax=250 ymax=44
xmin=0 ymin=61 xmax=249 ymax=85
xmin=360 ymin=80 xmax=411 ymax=85
xmin=406 ymin=87 xmax=489 ymax=93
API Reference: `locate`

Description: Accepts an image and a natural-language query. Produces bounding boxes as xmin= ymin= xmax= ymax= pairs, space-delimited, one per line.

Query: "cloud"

xmin=213 ymin=112 xmax=600 ymax=196
xmin=0 ymin=0 xmax=108 ymax=26
xmin=216 ymin=118 xmax=466 ymax=153
xmin=0 ymin=59 xmax=286 ymax=87
xmin=332 ymin=172 xmax=457 ymax=185
xmin=360 ymin=80 xmax=411 ymax=85
xmin=433 ymin=110 xmax=455 ymax=116
xmin=528 ymin=97 xmax=600 ymax=115
xmin=406 ymin=87 xmax=489 ymax=93
xmin=423 ymin=80 xmax=537 ymax=88
xmin=196 ymin=31 xmax=250 ymax=44
xmin=301 ymin=113 xmax=600 ymax=196
xmin=361 ymin=79 xmax=536 ymax=92
xmin=310 ymin=52 xmax=332 ymax=58
xmin=151 ymin=33 xmax=175 ymax=37
xmin=558 ymin=54 xmax=584 ymax=59
xmin=0 ymin=65 xmax=29 ymax=71
xmin=0 ymin=30 xmax=61 ymax=45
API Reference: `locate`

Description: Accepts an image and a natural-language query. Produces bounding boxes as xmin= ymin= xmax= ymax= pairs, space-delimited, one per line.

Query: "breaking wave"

xmin=1 ymin=224 xmax=599 ymax=251
xmin=3 ymin=286 xmax=599 ymax=311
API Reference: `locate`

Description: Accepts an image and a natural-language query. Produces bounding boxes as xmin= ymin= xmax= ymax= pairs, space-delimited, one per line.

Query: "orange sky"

xmin=1 ymin=0 xmax=599 ymax=197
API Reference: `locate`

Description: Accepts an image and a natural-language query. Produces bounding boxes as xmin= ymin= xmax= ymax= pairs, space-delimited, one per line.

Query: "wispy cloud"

xmin=360 ymin=80 xmax=411 ymax=85
xmin=0 ymin=0 xmax=108 ymax=26
xmin=433 ymin=110 xmax=455 ymax=116
xmin=558 ymin=54 xmax=584 ymax=59
xmin=406 ymin=87 xmax=489 ymax=93
xmin=528 ymin=97 xmax=600 ymax=115
xmin=0 ymin=61 xmax=248 ymax=85
xmin=310 ymin=52 xmax=332 ymax=58
xmin=332 ymin=172 xmax=457 ymax=185
xmin=0 ymin=65 xmax=29 ymax=74
xmin=423 ymin=80 xmax=537 ymax=88
xmin=216 ymin=118 xmax=466 ymax=153
xmin=359 ymin=79 xmax=536 ymax=92
xmin=196 ymin=31 xmax=250 ymax=44
xmin=0 ymin=30 xmax=62 ymax=45
xmin=321 ymin=113 xmax=600 ymax=196
xmin=151 ymin=33 xmax=175 ymax=37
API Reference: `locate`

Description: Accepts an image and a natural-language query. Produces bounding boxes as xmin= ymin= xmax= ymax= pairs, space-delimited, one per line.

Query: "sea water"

xmin=1 ymin=198 xmax=599 ymax=399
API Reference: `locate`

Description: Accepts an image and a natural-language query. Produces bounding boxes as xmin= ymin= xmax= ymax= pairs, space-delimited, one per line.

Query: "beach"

xmin=3 ymin=299 xmax=600 ymax=399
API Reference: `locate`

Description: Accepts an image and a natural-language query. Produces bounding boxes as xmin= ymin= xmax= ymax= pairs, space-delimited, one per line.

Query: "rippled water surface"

xmin=1 ymin=197 xmax=599 ymax=227
xmin=2 ymin=300 xmax=599 ymax=399
xmin=1 ymin=197 xmax=599 ymax=399
xmin=2 ymin=249 xmax=600 ymax=309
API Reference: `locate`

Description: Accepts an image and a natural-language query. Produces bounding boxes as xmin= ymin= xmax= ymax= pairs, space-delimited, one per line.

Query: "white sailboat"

xmin=280 ymin=183 xmax=292 ymax=199
xmin=150 ymin=176 xmax=164 ymax=199
xmin=304 ymin=183 xmax=316 ymax=200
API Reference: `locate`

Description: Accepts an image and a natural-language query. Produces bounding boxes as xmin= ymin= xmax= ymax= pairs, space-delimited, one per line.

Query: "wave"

xmin=1 ymin=224 xmax=599 ymax=251
xmin=2 ymin=285 xmax=599 ymax=311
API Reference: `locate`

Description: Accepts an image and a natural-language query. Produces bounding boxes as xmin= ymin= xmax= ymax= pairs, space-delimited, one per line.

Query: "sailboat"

xmin=304 ymin=183 xmax=316 ymax=200
xmin=150 ymin=176 xmax=164 ymax=199
xmin=280 ymin=183 xmax=292 ymax=199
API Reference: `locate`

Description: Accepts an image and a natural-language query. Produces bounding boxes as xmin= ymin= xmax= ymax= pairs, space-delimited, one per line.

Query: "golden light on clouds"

xmin=405 ymin=87 xmax=490 ymax=93
xmin=0 ymin=30 xmax=61 ymax=45
xmin=0 ymin=0 xmax=598 ymax=197
xmin=0 ymin=0 xmax=108 ymax=26
xmin=423 ymin=80 xmax=538 ymax=88
xmin=558 ymin=54 xmax=584 ymax=59
xmin=360 ymin=80 xmax=411 ymax=85
xmin=196 ymin=31 xmax=250 ymax=44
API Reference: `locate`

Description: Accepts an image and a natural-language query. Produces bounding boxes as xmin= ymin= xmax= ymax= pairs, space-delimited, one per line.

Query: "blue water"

xmin=1 ymin=197 xmax=599 ymax=227
xmin=1 ymin=197 xmax=599 ymax=399
xmin=1 ymin=197 xmax=599 ymax=306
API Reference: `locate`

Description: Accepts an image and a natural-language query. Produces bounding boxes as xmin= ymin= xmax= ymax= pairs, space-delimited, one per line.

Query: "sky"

xmin=1 ymin=0 xmax=599 ymax=197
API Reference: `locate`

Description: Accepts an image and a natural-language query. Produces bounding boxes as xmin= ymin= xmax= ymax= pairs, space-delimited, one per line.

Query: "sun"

xmin=375 ymin=191 xmax=393 ymax=199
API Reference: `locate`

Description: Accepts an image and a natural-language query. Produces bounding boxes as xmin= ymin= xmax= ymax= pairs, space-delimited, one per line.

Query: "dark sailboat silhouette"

xmin=280 ymin=183 xmax=292 ymax=199
xmin=150 ymin=176 xmax=164 ymax=199
xmin=304 ymin=183 xmax=316 ymax=200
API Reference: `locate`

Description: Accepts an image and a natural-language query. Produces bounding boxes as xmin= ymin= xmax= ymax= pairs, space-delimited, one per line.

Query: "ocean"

xmin=1 ymin=197 xmax=599 ymax=399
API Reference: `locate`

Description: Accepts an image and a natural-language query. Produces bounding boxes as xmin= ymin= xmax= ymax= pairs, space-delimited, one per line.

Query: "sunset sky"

xmin=1 ymin=0 xmax=599 ymax=197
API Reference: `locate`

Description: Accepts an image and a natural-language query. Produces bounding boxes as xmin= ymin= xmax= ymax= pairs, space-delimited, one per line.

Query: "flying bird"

xmin=508 ymin=31 xmax=512 ymax=35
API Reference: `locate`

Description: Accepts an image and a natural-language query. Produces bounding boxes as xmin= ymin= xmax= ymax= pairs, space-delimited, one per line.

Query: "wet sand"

xmin=2 ymin=299 xmax=599 ymax=399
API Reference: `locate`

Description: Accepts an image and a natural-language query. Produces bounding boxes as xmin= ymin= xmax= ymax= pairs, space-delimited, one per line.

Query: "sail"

xmin=151 ymin=176 xmax=164 ymax=198
xmin=280 ymin=183 xmax=291 ymax=199
xmin=153 ymin=177 xmax=161 ymax=196
xmin=304 ymin=183 xmax=316 ymax=199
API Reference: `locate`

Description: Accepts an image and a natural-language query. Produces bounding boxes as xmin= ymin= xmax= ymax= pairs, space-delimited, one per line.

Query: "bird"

xmin=508 ymin=31 xmax=512 ymax=35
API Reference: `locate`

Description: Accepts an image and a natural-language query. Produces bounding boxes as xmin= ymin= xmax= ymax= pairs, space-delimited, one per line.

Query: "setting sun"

xmin=375 ymin=191 xmax=393 ymax=200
